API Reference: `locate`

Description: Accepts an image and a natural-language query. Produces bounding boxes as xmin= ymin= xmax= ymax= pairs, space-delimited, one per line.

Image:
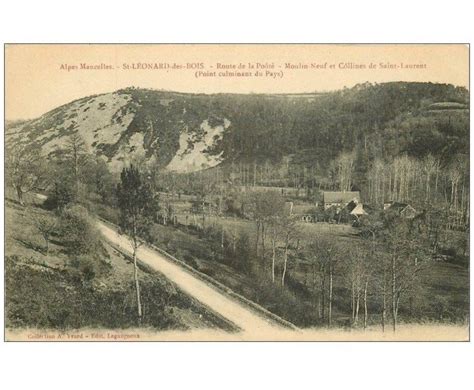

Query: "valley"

xmin=5 ymin=81 xmax=470 ymax=336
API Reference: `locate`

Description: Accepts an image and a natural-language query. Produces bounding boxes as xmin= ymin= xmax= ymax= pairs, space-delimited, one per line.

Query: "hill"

xmin=6 ymin=82 xmax=469 ymax=175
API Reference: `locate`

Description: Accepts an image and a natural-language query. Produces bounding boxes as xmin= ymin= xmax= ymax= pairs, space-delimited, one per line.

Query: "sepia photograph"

xmin=4 ymin=44 xmax=470 ymax=341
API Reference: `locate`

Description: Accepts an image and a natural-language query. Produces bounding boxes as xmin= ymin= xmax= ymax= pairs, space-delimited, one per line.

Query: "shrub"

xmin=70 ymin=255 xmax=111 ymax=283
xmin=234 ymin=232 xmax=252 ymax=274
xmin=86 ymin=201 xmax=120 ymax=225
xmin=32 ymin=214 xmax=58 ymax=254
xmin=44 ymin=180 xmax=77 ymax=211
xmin=183 ymin=253 xmax=199 ymax=269
xmin=5 ymin=255 xmax=182 ymax=330
xmin=251 ymin=278 xmax=318 ymax=327
xmin=59 ymin=205 xmax=104 ymax=257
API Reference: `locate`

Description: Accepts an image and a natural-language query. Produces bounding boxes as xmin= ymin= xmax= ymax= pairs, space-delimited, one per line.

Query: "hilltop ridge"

xmin=6 ymin=82 xmax=469 ymax=174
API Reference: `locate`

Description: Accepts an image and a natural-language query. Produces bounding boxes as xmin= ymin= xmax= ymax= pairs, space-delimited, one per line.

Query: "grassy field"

xmin=174 ymin=212 xmax=357 ymax=242
xmin=5 ymin=197 xmax=234 ymax=331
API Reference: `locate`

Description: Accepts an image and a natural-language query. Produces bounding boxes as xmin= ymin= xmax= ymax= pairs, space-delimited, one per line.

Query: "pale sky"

xmin=5 ymin=44 xmax=469 ymax=120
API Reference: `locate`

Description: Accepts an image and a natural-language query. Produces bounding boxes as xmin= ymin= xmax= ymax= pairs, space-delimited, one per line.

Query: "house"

xmin=385 ymin=202 xmax=417 ymax=219
xmin=322 ymin=191 xmax=360 ymax=210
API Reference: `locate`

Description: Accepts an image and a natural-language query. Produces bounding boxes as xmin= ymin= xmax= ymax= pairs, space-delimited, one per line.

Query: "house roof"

xmin=350 ymin=203 xmax=367 ymax=216
xmin=323 ymin=191 xmax=360 ymax=204
xmin=388 ymin=202 xmax=413 ymax=211
xmin=386 ymin=202 xmax=417 ymax=217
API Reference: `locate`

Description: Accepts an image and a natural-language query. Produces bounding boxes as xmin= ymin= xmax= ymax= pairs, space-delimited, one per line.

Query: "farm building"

xmin=322 ymin=191 xmax=360 ymax=210
xmin=385 ymin=202 xmax=417 ymax=219
xmin=238 ymin=185 xmax=306 ymax=197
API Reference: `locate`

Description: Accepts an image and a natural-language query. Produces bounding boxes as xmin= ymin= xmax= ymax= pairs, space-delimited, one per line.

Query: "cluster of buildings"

xmin=298 ymin=191 xmax=417 ymax=223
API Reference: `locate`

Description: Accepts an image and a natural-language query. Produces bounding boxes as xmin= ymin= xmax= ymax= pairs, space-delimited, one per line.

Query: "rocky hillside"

xmin=6 ymin=90 xmax=234 ymax=173
xmin=6 ymin=82 xmax=469 ymax=174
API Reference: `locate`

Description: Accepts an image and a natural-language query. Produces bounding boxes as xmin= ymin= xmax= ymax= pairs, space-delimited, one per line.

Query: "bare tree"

xmin=65 ymin=133 xmax=89 ymax=195
xmin=306 ymin=237 xmax=342 ymax=327
xmin=335 ymin=152 xmax=355 ymax=191
xmin=249 ymin=191 xmax=286 ymax=274
xmin=6 ymin=143 xmax=48 ymax=205
xmin=423 ymin=154 xmax=437 ymax=202
xmin=359 ymin=213 xmax=387 ymax=330
xmin=382 ymin=217 xmax=429 ymax=331
xmin=33 ymin=212 xmax=57 ymax=255
xmin=261 ymin=192 xmax=286 ymax=281
xmin=269 ymin=220 xmax=280 ymax=283
xmin=304 ymin=240 xmax=330 ymax=320
xmin=279 ymin=214 xmax=300 ymax=287
xmin=345 ymin=247 xmax=368 ymax=326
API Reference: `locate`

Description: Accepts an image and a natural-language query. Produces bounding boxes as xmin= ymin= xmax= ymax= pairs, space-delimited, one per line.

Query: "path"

xmin=97 ymin=221 xmax=289 ymax=334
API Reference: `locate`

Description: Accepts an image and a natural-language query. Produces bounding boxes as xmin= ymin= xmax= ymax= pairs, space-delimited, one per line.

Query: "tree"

xmin=116 ymin=165 xmax=159 ymax=324
xmin=254 ymin=191 xmax=286 ymax=279
xmin=423 ymin=154 xmax=437 ymax=202
xmin=244 ymin=191 xmax=285 ymax=272
xmin=344 ymin=247 xmax=366 ymax=326
xmin=269 ymin=221 xmax=278 ymax=283
xmin=307 ymin=237 xmax=342 ymax=327
xmin=359 ymin=213 xmax=385 ymax=329
xmin=82 ymin=157 xmax=115 ymax=203
xmin=6 ymin=143 xmax=48 ymax=205
xmin=45 ymin=178 xmax=77 ymax=211
xmin=381 ymin=215 xmax=430 ymax=331
xmin=59 ymin=205 xmax=102 ymax=256
xmin=303 ymin=240 xmax=329 ymax=320
xmin=33 ymin=213 xmax=57 ymax=255
xmin=353 ymin=144 xmax=369 ymax=196
xmin=326 ymin=242 xmax=339 ymax=328
xmin=235 ymin=232 xmax=252 ymax=274
xmin=335 ymin=151 xmax=355 ymax=191
xmin=65 ymin=133 xmax=89 ymax=196
xmin=359 ymin=211 xmax=432 ymax=332
xmin=280 ymin=215 xmax=300 ymax=287
xmin=243 ymin=192 xmax=263 ymax=259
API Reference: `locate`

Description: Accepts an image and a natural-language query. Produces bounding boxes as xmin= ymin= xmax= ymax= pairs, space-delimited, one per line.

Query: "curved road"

xmin=97 ymin=221 xmax=288 ymax=335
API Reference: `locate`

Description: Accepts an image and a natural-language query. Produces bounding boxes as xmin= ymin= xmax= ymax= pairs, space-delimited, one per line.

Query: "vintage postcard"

xmin=4 ymin=44 xmax=469 ymax=341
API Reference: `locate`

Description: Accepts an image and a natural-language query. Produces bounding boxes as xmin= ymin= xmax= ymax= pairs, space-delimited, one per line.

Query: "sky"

xmin=5 ymin=44 xmax=469 ymax=120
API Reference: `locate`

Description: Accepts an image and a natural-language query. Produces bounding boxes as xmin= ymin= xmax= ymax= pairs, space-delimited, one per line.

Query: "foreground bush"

xmin=5 ymin=256 xmax=190 ymax=330
xmin=58 ymin=205 xmax=103 ymax=256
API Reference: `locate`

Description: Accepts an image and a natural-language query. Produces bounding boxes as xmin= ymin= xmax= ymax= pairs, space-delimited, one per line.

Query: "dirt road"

xmin=97 ymin=221 xmax=289 ymax=335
